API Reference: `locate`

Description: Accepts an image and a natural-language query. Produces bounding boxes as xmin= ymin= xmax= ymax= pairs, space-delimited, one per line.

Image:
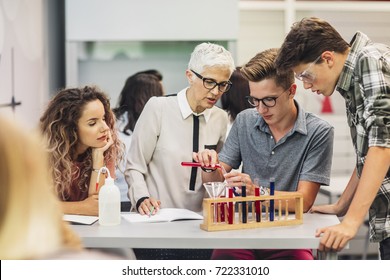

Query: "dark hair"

xmin=241 ymin=48 xmax=294 ymax=90
xmin=113 ymin=73 xmax=164 ymax=134
xmin=275 ymin=17 xmax=350 ymax=70
xmin=134 ymin=69 xmax=163 ymax=82
xmin=221 ymin=67 xmax=251 ymax=121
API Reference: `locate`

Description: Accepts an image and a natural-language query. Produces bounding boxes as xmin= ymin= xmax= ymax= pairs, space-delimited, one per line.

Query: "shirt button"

xmin=271 ymin=151 xmax=275 ymax=155
xmin=270 ymin=136 xmax=273 ymax=139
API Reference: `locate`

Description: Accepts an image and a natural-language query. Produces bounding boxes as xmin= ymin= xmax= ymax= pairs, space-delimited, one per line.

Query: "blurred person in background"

xmin=221 ymin=66 xmax=251 ymax=134
xmin=113 ymin=73 xmax=164 ymax=210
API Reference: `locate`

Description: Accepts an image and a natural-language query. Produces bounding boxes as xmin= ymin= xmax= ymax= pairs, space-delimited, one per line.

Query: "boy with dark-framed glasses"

xmin=194 ymin=48 xmax=334 ymax=260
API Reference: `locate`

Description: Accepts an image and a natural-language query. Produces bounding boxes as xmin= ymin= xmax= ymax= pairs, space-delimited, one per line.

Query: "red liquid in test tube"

xmin=228 ymin=188 xmax=233 ymax=224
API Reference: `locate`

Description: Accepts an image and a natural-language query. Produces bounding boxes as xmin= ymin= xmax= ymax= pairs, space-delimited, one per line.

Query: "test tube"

xmin=254 ymin=187 xmax=261 ymax=222
xmin=242 ymin=186 xmax=247 ymax=223
xmin=228 ymin=188 xmax=233 ymax=224
xmin=278 ymin=200 xmax=282 ymax=220
xmin=285 ymin=200 xmax=289 ymax=220
xmin=269 ymin=177 xmax=275 ymax=221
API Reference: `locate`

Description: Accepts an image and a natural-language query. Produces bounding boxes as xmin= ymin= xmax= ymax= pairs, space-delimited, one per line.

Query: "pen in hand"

xmin=149 ymin=206 xmax=155 ymax=218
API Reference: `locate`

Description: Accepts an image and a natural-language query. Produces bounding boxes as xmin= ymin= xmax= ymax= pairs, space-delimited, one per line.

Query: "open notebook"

xmin=122 ymin=208 xmax=203 ymax=223
xmin=63 ymin=215 xmax=99 ymax=225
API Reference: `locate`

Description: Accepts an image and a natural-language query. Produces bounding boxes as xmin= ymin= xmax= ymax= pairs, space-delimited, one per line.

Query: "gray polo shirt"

xmin=219 ymin=101 xmax=334 ymax=191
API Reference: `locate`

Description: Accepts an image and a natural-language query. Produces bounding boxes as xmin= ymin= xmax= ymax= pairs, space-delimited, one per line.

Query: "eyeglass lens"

xmin=191 ymin=70 xmax=231 ymax=93
xmin=246 ymin=89 xmax=290 ymax=108
xmin=295 ymin=55 xmax=322 ymax=83
xmin=247 ymin=96 xmax=277 ymax=108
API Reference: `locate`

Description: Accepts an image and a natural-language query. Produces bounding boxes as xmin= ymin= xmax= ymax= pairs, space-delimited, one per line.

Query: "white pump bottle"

xmin=96 ymin=167 xmax=121 ymax=226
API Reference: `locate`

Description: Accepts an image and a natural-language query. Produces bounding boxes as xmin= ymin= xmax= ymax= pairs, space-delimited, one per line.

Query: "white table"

xmin=71 ymin=213 xmax=342 ymax=259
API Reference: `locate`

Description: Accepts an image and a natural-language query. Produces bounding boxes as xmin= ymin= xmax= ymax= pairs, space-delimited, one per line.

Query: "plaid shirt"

xmin=337 ymin=31 xmax=390 ymax=242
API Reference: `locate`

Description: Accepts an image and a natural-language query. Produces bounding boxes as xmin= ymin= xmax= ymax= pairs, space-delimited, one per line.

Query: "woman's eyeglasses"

xmin=191 ymin=70 xmax=232 ymax=93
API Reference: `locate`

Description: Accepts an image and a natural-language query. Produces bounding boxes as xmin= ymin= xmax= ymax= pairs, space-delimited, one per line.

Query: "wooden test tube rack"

xmin=200 ymin=193 xmax=303 ymax=232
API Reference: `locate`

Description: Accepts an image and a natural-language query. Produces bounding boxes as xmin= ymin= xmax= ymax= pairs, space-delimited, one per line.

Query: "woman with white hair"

xmin=126 ymin=42 xmax=235 ymax=260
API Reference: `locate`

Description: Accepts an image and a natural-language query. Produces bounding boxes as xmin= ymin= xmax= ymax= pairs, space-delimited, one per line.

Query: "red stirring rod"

xmin=181 ymin=162 xmax=221 ymax=168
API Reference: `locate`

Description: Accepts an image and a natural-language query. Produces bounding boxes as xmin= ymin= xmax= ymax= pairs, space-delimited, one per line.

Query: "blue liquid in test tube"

xmin=269 ymin=177 xmax=275 ymax=221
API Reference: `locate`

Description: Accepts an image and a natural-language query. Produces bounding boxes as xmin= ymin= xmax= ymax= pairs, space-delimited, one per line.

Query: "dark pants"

xmin=379 ymin=237 xmax=390 ymax=260
xmin=133 ymin=249 xmax=212 ymax=260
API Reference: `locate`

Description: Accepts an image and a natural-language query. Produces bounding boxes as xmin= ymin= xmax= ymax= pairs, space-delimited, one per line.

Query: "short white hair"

xmin=188 ymin=42 xmax=235 ymax=78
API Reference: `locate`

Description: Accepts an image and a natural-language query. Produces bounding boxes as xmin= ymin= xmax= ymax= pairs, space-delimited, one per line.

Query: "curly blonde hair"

xmin=40 ymin=86 xmax=123 ymax=200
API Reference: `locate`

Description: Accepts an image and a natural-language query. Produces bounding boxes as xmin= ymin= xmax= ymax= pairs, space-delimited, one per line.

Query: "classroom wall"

xmin=76 ymin=41 xmax=230 ymax=103
xmin=2 ymin=0 xmax=390 ymax=131
xmin=237 ymin=6 xmax=390 ymax=116
xmin=0 ymin=0 xmax=47 ymax=127
xmin=65 ymin=0 xmax=239 ymax=103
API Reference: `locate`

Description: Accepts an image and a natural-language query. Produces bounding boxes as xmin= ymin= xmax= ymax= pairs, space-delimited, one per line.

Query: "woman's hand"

xmin=138 ymin=197 xmax=161 ymax=216
xmin=94 ymin=130 xmax=114 ymax=154
xmin=81 ymin=194 xmax=99 ymax=216
xmin=92 ymin=130 xmax=114 ymax=168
